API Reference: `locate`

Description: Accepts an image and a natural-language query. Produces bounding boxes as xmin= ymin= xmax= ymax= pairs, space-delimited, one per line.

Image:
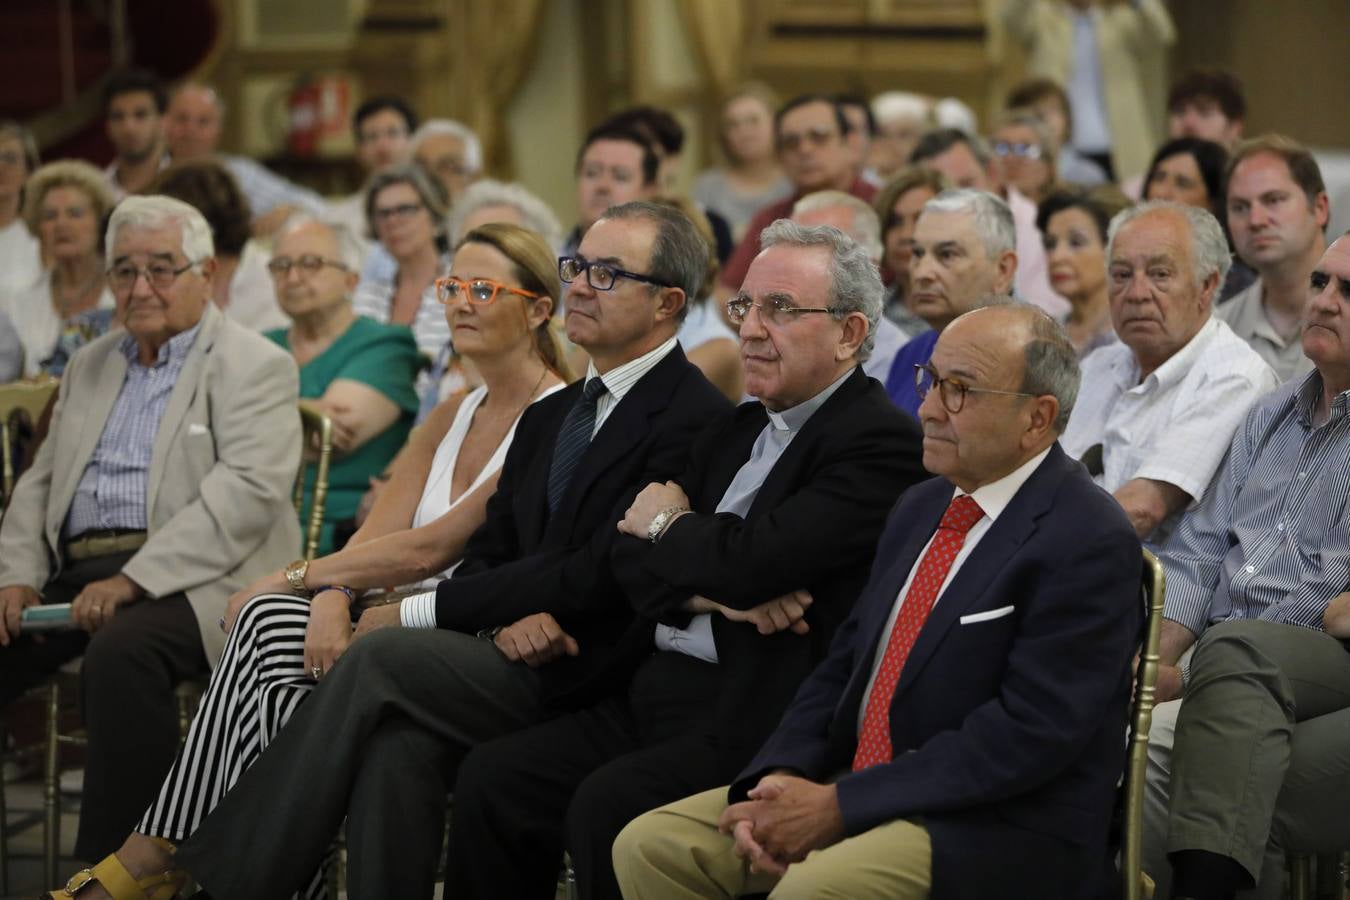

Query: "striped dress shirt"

xmin=65 ymin=323 xmax=202 ymax=537
xmin=220 ymin=155 xmax=326 ymax=220
xmin=1161 ymin=370 xmax=1350 ymax=636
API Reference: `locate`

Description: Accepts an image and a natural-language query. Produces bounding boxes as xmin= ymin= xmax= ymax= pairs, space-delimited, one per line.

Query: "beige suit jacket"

xmin=0 ymin=304 xmax=302 ymax=665
xmin=1000 ymin=0 xmax=1175 ymax=181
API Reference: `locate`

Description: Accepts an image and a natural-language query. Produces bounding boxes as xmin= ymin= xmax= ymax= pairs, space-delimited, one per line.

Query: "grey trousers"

xmin=1168 ymin=620 xmax=1350 ymax=900
xmin=174 ymin=626 xmax=542 ymax=900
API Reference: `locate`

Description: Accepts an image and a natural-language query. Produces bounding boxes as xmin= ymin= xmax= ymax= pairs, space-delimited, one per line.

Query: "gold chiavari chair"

xmin=1123 ymin=549 xmax=1167 ymax=900
xmin=295 ymin=401 xmax=335 ymax=561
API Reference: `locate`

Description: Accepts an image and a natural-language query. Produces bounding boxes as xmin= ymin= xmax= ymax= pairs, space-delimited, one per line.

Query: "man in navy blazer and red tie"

xmin=614 ymin=302 xmax=1143 ymax=900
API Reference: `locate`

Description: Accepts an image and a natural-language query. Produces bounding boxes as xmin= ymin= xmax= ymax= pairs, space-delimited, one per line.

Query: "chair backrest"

xmin=0 ymin=378 xmax=60 ymax=511
xmin=293 ymin=400 xmax=334 ymax=561
xmin=1121 ymin=548 xmax=1167 ymax=900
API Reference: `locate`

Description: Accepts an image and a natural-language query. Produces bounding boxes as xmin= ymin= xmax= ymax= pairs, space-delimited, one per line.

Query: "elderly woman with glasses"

xmin=7 ymin=159 xmax=118 ymax=377
xmin=265 ymin=216 xmax=421 ymax=555
xmin=45 ymin=223 xmax=575 ymax=900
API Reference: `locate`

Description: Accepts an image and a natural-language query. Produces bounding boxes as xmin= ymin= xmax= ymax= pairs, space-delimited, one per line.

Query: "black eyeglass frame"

xmin=558 ymin=255 xmax=677 ymax=292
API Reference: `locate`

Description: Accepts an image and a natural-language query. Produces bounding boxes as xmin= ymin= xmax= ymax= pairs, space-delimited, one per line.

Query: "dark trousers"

xmin=0 ymin=551 xmax=207 ymax=859
xmin=446 ymin=651 xmax=724 ymax=900
xmin=174 ymin=626 xmax=543 ymax=900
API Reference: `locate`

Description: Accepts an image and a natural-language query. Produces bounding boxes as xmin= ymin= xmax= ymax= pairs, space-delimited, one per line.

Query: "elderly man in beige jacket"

xmin=0 ymin=195 xmax=300 ymax=861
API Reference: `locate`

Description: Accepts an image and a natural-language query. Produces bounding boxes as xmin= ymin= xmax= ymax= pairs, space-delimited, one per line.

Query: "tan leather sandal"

xmin=47 ymin=845 xmax=186 ymax=899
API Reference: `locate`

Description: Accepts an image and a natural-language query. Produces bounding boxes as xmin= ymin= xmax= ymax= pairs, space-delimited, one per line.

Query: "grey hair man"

xmin=789 ymin=191 xmax=910 ymax=384
xmin=411 ymin=118 xmax=483 ymax=203
xmin=447 ymin=178 xmax=564 ymax=249
xmin=438 ymin=216 xmax=926 ymax=900
xmin=1061 ymin=200 xmax=1277 ymax=544
xmin=882 ymin=187 xmax=1018 ymax=417
xmin=0 ymin=194 xmax=300 ymax=860
xmin=911 ymin=127 xmax=1065 ymax=317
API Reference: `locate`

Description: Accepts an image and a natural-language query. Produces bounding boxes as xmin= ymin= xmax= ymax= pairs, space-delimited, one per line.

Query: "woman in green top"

xmin=265 ymin=216 xmax=421 ymax=554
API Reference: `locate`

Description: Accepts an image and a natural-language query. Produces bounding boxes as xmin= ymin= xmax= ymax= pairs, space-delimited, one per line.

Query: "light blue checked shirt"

xmin=65 ymin=323 xmax=202 ymax=537
xmin=1161 ymin=370 xmax=1350 ymax=637
xmin=221 ymin=154 xmax=326 ymax=220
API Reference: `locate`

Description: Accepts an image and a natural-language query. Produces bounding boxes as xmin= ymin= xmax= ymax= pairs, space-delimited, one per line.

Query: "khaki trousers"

xmin=612 ymin=786 xmax=932 ymax=900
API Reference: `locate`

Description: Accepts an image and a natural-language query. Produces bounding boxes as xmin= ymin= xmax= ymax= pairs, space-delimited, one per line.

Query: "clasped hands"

xmin=717 ymin=773 xmax=845 ymax=877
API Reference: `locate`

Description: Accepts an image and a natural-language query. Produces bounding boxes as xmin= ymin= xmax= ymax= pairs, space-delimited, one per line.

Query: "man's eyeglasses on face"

xmin=435 ymin=276 xmax=542 ymax=306
xmin=993 ymin=141 xmax=1043 ymax=161
xmin=558 ymin=256 xmax=676 ymax=292
xmin=914 ymin=363 xmax=1038 ymax=414
xmin=0 ymin=150 xmax=23 ymax=168
xmin=106 ymin=260 xmax=200 ymax=293
xmin=373 ymin=203 xmax=424 ymax=224
xmin=266 ymin=255 xmax=349 ymax=278
xmin=726 ymin=295 xmax=846 ymax=326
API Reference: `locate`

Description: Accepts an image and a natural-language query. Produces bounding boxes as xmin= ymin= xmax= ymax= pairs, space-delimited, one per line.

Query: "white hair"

xmin=932 ymin=97 xmax=978 ymax=136
xmin=446 ymin=179 xmax=563 ymax=249
xmin=871 ymin=91 xmax=931 ymax=127
xmin=1106 ymin=200 xmax=1233 ymax=291
xmin=922 ymin=188 xmax=1015 ymax=259
xmin=411 ymin=119 xmax=482 ymax=175
xmin=280 ymin=215 xmax=365 ymax=271
xmin=759 ymin=218 xmax=884 ymax=362
xmin=106 ymin=195 xmax=214 ymax=262
xmin=791 ymin=190 xmax=884 ymax=263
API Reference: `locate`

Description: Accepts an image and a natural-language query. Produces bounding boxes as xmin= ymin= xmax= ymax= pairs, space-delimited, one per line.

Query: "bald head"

xmin=921 ymin=304 xmax=1077 ymax=491
xmin=165 ymin=83 xmax=224 ymax=160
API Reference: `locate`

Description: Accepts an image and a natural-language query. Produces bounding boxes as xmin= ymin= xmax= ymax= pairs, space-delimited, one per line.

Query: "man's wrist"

xmin=399 ymin=590 xmax=438 ymax=629
xmin=652 ymin=508 xmax=693 ymax=542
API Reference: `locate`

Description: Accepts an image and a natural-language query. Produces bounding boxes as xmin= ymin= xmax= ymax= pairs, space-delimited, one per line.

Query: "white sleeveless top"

xmin=407 ymin=382 xmax=565 ymax=587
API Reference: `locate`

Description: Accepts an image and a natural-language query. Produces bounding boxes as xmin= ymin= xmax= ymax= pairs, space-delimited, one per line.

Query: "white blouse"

xmin=406 ymin=381 xmax=566 ymax=588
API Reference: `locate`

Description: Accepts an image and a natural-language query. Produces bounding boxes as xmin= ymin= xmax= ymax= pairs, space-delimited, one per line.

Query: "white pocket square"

xmin=188 ymin=423 xmax=210 ymax=436
xmin=959 ymin=605 xmax=1015 ymax=625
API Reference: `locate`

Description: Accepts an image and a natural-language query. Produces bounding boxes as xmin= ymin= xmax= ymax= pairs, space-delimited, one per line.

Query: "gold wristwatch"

xmin=285 ymin=558 xmax=310 ymax=594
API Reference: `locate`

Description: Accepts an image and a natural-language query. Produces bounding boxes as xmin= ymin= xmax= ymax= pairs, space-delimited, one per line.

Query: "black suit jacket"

xmin=434 ymin=345 xmax=731 ymax=709
xmin=614 ymin=367 xmax=927 ymax=776
xmin=733 ymin=445 xmax=1142 ymax=899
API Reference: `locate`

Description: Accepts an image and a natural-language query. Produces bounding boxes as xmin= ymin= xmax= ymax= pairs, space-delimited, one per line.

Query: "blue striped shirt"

xmin=1161 ymin=370 xmax=1350 ymax=636
xmin=65 ymin=323 xmax=202 ymax=537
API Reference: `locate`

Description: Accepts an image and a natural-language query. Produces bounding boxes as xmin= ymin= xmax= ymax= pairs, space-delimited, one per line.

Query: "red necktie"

xmin=853 ymin=494 xmax=985 ymax=771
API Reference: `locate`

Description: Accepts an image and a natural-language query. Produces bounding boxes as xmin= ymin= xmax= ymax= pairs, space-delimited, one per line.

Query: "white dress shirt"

xmin=857 ymin=447 xmax=1052 ymax=732
xmin=401 ymin=336 xmax=681 ymax=629
xmin=1060 ymin=316 xmax=1279 ymax=544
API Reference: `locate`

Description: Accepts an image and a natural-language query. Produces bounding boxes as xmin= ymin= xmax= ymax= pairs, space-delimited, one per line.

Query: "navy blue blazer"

xmin=732 ymin=443 xmax=1142 ymax=900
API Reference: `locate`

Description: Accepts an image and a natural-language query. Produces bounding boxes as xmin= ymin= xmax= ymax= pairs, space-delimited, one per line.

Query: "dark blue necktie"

xmin=547 ymin=377 xmax=608 ymax=513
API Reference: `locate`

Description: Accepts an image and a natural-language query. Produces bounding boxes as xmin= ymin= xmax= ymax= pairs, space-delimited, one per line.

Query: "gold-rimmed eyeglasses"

xmin=726 ymin=295 xmax=846 ymax=326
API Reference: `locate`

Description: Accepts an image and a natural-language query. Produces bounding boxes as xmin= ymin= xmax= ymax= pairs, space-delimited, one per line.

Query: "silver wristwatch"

xmin=646 ymin=506 xmax=688 ymax=543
